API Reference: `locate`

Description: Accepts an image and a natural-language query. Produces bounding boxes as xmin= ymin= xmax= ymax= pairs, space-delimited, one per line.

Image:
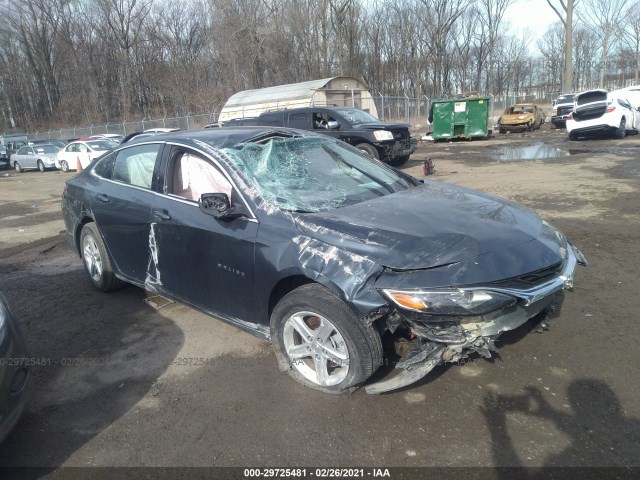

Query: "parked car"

xmin=121 ymin=132 xmax=161 ymax=144
xmin=6 ymin=141 xmax=27 ymax=161
xmin=61 ymin=128 xmax=586 ymax=394
xmin=616 ymin=85 xmax=640 ymax=108
xmin=0 ymin=146 xmax=9 ymax=170
xmin=498 ymin=104 xmax=545 ymax=132
xmin=566 ymin=89 xmax=640 ymax=140
xmin=551 ymin=94 xmax=575 ymax=129
xmin=0 ymin=293 xmax=30 ymax=443
xmin=143 ymin=128 xmax=180 ymax=133
xmin=255 ymin=107 xmax=417 ymax=166
xmin=222 ymin=118 xmax=259 ymax=127
xmin=88 ymin=134 xmax=125 ymax=144
xmin=29 ymin=139 xmax=66 ymax=150
xmin=12 ymin=144 xmax=61 ymax=172
xmin=55 ymin=140 xmax=117 ymax=172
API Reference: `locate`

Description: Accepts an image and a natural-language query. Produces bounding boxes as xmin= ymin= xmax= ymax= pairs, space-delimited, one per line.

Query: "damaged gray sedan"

xmin=61 ymin=128 xmax=586 ymax=394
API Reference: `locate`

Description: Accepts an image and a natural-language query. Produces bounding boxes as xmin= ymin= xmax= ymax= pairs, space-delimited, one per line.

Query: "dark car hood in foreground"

xmin=295 ymin=181 xmax=562 ymax=272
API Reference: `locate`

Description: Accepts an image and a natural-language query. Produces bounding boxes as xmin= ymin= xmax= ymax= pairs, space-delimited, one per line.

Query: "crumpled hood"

xmin=295 ymin=181 xmax=559 ymax=271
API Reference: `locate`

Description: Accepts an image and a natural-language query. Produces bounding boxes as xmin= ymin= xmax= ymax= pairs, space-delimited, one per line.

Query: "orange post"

xmin=76 ymin=156 xmax=82 ymax=173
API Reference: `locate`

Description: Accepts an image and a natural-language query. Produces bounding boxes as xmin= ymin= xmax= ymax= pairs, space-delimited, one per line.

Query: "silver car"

xmin=11 ymin=144 xmax=60 ymax=172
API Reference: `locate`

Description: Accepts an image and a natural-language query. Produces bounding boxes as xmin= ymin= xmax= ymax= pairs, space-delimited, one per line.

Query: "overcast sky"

xmin=504 ymin=0 xmax=561 ymax=44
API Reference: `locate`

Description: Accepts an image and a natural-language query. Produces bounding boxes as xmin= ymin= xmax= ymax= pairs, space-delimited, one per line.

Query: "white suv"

xmin=566 ymin=89 xmax=640 ymax=140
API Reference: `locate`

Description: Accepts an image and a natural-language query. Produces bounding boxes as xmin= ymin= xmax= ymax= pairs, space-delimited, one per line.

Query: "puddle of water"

xmin=492 ymin=143 xmax=573 ymax=161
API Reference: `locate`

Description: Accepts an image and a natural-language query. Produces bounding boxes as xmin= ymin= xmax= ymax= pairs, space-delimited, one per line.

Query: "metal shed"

xmin=219 ymin=77 xmax=378 ymax=122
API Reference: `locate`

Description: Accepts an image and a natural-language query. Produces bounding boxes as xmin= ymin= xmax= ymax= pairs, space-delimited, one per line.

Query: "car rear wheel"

xmin=615 ymin=118 xmax=626 ymax=139
xmin=270 ymin=284 xmax=382 ymax=394
xmin=14 ymin=162 xmax=22 ymax=173
xmin=356 ymin=143 xmax=379 ymax=160
xmin=60 ymin=160 xmax=69 ymax=172
xmin=80 ymin=223 xmax=122 ymax=292
xmin=569 ymin=131 xmax=578 ymax=141
xmin=37 ymin=160 xmax=45 ymax=172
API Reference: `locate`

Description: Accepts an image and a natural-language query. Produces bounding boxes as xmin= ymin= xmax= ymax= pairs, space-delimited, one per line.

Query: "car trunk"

xmin=573 ymin=91 xmax=608 ymax=122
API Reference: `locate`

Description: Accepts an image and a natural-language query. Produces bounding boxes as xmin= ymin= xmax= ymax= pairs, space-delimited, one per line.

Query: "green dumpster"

xmin=429 ymin=97 xmax=490 ymax=141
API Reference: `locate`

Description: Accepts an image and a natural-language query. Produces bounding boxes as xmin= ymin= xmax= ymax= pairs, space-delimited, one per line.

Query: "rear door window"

xmin=112 ymin=144 xmax=161 ymax=189
xmin=259 ymin=113 xmax=283 ymax=126
xmin=288 ymin=113 xmax=310 ymax=129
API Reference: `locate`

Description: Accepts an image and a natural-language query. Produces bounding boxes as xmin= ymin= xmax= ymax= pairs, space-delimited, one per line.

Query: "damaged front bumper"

xmin=379 ymin=138 xmax=418 ymax=160
xmin=365 ymin=244 xmax=587 ymax=394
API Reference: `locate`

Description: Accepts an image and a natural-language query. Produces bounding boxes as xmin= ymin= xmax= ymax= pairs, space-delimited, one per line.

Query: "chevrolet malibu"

xmin=61 ymin=129 xmax=586 ymax=394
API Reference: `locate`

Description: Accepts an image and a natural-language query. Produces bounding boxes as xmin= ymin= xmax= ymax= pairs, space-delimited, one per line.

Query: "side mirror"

xmin=199 ymin=193 xmax=245 ymax=219
xmin=326 ymin=120 xmax=340 ymax=130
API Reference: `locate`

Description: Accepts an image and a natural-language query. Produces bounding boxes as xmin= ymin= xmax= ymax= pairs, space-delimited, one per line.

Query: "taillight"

xmin=606 ymin=106 xmax=616 ymax=113
xmin=566 ymin=113 xmax=572 ymax=120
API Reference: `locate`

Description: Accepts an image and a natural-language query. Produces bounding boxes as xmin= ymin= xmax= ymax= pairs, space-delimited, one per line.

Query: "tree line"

xmin=1 ymin=0 xmax=639 ymax=132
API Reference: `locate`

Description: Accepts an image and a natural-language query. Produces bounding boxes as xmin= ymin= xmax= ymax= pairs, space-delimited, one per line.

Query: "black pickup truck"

xmin=254 ymin=107 xmax=417 ymax=166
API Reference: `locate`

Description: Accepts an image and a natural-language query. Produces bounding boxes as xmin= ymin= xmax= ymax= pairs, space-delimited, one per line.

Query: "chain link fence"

xmin=15 ymin=91 xmax=569 ymax=141
xmin=23 ymin=113 xmax=217 ymax=142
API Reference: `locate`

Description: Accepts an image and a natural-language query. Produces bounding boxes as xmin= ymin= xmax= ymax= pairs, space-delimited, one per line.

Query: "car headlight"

xmin=382 ymin=288 xmax=516 ymax=315
xmin=373 ymin=130 xmax=394 ymax=141
xmin=541 ymin=220 xmax=568 ymax=258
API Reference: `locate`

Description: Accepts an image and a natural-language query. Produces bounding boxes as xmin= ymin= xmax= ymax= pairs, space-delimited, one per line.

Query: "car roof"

xmin=124 ymin=127 xmax=300 ymax=148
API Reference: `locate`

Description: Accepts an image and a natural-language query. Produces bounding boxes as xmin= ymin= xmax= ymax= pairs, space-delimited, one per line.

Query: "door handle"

xmin=153 ymin=210 xmax=171 ymax=221
xmin=96 ymin=194 xmax=109 ymax=203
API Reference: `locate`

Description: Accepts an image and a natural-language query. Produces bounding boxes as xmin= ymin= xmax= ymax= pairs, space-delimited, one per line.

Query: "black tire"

xmin=37 ymin=160 xmax=45 ymax=172
xmin=615 ymin=118 xmax=626 ymax=139
xmin=526 ymin=121 xmax=533 ymax=132
xmin=14 ymin=162 xmax=22 ymax=173
xmin=499 ymin=127 xmax=506 ymax=134
xmin=387 ymin=155 xmax=410 ymax=167
xmin=60 ymin=160 xmax=69 ymax=172
xmin=569 ymin=131 xmax=578 ymax=141
xmin=355 ymin=143 xmax=379 ymax=160
xmin=270 ymin=283 xmax=382 ymax=394
xmin=80 ymin=222 xmax=123 ymax=292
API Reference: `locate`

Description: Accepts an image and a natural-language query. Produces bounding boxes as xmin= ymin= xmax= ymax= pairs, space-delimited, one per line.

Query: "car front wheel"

xmin=60 ymin=160 xmax=69 ymax=172
xmin=355 ymin=143 xmax=379 ymax=160
xmin=14 ymin=162 xmax=22 ymax=173
xmin=80 ymin=223 xmax=122 ymax=292
xmin=37 ymin=160 xmax=45 ymax=172
xmin=270 ymin=284 xmax=382 ymax=394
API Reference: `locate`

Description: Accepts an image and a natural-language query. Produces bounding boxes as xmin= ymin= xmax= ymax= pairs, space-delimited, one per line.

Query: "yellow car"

xmin=498 ymin=103 xmax=545 ymax=133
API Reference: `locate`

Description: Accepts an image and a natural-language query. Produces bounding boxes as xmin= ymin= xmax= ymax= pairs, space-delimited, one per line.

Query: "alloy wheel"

xmin=282 ymin=311 xmax=350 ymax=387
xmin=82 ymin=235 xmax=103 ymax=283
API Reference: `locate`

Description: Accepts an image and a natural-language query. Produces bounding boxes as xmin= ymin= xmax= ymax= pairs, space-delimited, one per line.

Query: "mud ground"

xmin=0 ymin=126 xmax=639 ymax=470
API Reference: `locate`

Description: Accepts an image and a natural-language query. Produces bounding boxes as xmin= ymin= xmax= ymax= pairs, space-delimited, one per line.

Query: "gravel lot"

xmin=0 ymin=126 xmax=639 ymax=469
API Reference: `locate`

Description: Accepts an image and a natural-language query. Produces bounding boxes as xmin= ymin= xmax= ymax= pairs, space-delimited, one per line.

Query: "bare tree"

xmin=621 ymin=0 xmax=640 ymax=83
xmin=546 ymin=0 xmax=579 ymax=92
xmin=579 ymin=0 xmax=630 ymax=87
xmin=478 ymin=0 xmax=514 ymax=95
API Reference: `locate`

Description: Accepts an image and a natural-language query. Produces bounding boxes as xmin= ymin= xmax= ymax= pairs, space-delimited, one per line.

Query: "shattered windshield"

xmin=333 ymin=108 xmax=379 ymax=124
xmin=221 ymin=136 xmax=414 ymax=213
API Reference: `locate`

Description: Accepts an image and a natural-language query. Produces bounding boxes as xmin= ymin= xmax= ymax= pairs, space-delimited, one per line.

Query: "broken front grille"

xmin=489 ymin=261 xmax=564 ymax=290
xmin=392 ymin=129 xmax=410 ymax=140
